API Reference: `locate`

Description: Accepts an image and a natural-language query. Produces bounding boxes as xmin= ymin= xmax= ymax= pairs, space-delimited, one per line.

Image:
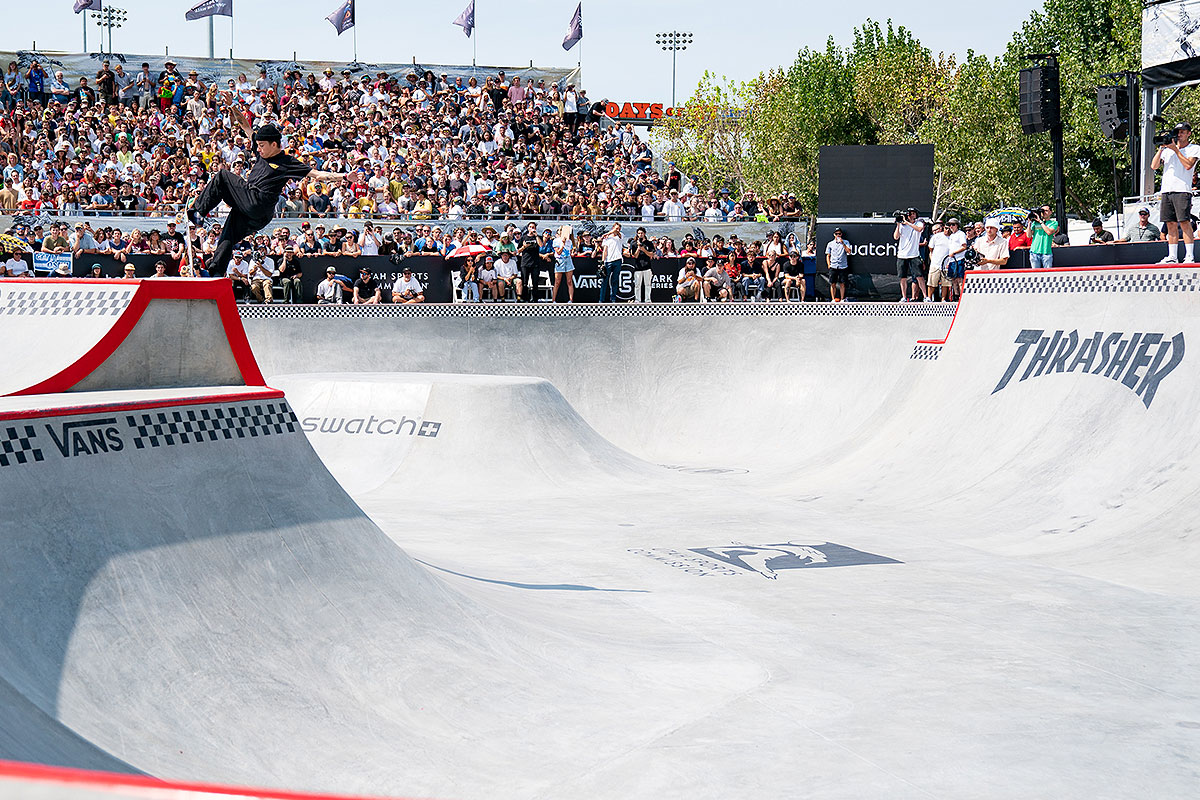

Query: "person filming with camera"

xmin=1151 ymin=122 xmax=1200 ymax=263
xmin=893 ymin=208 xmax=927 ymax=302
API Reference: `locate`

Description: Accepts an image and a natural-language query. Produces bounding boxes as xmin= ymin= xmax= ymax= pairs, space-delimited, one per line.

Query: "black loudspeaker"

xmin=1019 ymin=65 xmax=1060 ymax=134
xmin=1096 ymin=85 xmax=1130 ymax=140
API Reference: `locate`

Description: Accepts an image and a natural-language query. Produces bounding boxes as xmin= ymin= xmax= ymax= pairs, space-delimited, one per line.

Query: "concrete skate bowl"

xmin=0 ymin=270 xmax=1199 ymax=799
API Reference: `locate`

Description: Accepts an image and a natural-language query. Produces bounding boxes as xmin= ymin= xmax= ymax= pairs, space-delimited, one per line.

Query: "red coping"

xmin=914 ymin=263 xmax=1189 ymax=346
xmin=0 ymin=388 xmax=285 ymax=423
xmin=0 ymin=758 xmax=423 ymax=800
xmin=7 ymin=279 xmax=266 ymax=396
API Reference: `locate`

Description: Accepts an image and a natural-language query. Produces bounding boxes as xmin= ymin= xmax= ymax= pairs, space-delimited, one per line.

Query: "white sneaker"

xmin=1159 ymin=255 xmax=1179 ymax=263
xmin=899 ymin=297 xmax=909 ymax=303
xmin=922 ymin=297 xmax=933 ymax=302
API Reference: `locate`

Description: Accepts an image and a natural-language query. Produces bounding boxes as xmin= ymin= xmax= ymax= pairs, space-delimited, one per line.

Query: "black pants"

xmin=521 ymin=260 xmax=546 ymax=302
xmin=194 ymin=169 xmax=273 ymax=276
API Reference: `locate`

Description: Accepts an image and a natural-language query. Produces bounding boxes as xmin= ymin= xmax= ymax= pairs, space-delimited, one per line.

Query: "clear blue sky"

xmin=18 ymin=0 xmax=1044 ymax=103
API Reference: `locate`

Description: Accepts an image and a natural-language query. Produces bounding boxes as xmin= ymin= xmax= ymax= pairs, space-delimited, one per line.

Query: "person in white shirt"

xmin=893 ymin=208 xmax=927 ymax=302
xmin=392 ymin=267 xmax=424 ymax=304
xmin=662 ymin=189 xmax=685 ymax=222
xmin=1151 ymin=122 xmax=1200 ymax=263
xmin=359 ymin=224 xmax=380 ymax=256
xmin=599 ymin=223 xmax=625 ymax=303
xmin=248 ymin=251 xmax=276 ymax=303
xmin=1 ymin=252 xmax=28 ymax=277
xmin=973 ymin=220 xmax=1010 ymax=272
xmin=926 ymin=222 xmax=953 ymax=301
xmin=226 ymin=250 xmax=252 ymax=301
xmin=494 ymin=250 xmax=522 ymax=299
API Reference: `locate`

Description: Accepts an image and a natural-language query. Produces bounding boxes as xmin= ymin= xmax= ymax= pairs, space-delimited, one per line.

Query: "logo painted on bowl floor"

xmin=689 ymin=542 xmax=901 ymax=580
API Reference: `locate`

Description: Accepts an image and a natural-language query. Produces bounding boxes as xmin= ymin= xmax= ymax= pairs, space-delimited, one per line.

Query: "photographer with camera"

xmin=893 ymin=208 xmax=928 ymax=302
xmin=1027 ymin=205 xmax=1057 ymax=269
xmin=1151 ymin=122 xmax=1200 ymax=263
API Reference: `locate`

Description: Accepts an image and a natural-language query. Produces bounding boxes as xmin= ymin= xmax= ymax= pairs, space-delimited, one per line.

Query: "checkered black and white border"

xmin=125 ymin=402 xmax=297 ymax=449
xmin=969 ymin=270 xmax=1200 ymax=295
xmin=910 ymin=344 xmax=943 ymax=361
xmin=0 ymin=425 xmax=44 ymax=467
xmin=0 ymin=288 xmax=134 ymax=317
xmin=239 ymin=301 xmax=959 ymax=320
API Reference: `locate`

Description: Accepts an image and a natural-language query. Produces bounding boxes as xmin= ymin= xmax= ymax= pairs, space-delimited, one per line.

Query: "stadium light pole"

xmin=655 ymin=31 xmax=693 ymax=110
xmin=90 ymin=6 xmax=127 ymax=57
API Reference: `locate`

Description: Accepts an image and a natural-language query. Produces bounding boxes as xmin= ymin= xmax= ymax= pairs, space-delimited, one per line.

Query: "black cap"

xmin=833 ymin=227 xmax=843 ymax=234
xmin=254 ymin=124 xmax=282 ymax=143
xmin=1176 ymin=122 xmax=1193 ymax=132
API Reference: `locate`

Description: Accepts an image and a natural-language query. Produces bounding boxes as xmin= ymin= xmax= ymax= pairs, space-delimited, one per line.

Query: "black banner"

xmin=74 ymin=242 xmax=1182 ymax=302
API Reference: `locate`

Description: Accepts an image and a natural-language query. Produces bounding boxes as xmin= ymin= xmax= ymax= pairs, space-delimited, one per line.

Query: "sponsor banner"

xmin=32 ymin=252 xmax=71 ymax=276
xmin=79 ymin=253 xmax=812 ymax=304
xmin=994 ymin=329 xmax=1185 ymax=409
xmin=0 ymin=401 xmax=296 ymax=468
xmin=0 ymin=51 xmax=577 ymax=99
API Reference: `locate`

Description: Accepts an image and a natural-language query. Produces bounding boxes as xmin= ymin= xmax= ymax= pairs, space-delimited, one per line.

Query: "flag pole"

xmin=352 ymin=0 xmax=358 ymax=63
xmin=208 ymin=16 xmax=214 ymax=59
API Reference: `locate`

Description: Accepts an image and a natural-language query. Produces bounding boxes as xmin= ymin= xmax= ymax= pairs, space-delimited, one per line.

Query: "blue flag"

xmin=326 ymin=0 xmax=355 ymax=35
xmin=562 ymin=3 xmax=583 ymax=51
xmin=73 ymin=0 xmax=102 ymax=12
xmin=453 ymin=0 xmax=475 ymax=38
xmin=185 ymin=0 xmax=233 ymax=21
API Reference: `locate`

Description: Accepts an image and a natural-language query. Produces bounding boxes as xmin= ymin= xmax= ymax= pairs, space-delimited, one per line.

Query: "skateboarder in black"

xmin=188 ymin=98 xmax=345 ymax=275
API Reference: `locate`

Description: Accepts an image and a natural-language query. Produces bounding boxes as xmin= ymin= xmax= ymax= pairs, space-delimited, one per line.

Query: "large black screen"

xmin=818 ymin=144 xmax=934 ymax=217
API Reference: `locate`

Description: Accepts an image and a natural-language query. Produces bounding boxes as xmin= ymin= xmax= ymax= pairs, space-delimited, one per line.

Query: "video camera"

xmin=1154 ymin=122 xmax=1192 ymax=146
xmin=1154 ymin=129 xmax=1178 ymax=146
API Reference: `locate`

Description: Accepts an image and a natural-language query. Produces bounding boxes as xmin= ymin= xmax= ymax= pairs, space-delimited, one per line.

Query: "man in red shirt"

xmin=1008 ymin=220 xmax=1032 ymax=251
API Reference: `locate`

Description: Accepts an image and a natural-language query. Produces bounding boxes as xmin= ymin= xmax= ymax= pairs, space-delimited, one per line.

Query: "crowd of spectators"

xmin=0 ymin=55 xmax=800 ymax=235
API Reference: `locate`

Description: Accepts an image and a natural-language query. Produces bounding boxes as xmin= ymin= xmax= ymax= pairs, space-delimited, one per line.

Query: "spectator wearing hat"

xmin=392 ymin=266 xmax=424 ymax=303
xmin=1152 ymin=121 xmax=1200 ymax=262
xmin=1118 ymin=208 xmax=1162 ymax=243
xmin=974 ymin=221 xmax=1010 ymax=271
xmin=494 ymin=249 xmax=522 ymax=299
xmin=248 ymin=249 xmax=277 ymax=303
xmin=316 ymin=266 xmax=343 ymax=304
xmin=826 ymin=227 xmax=851 ymax=302
xmin=675 ymin=257 xmax=702 ymax=302
xmin=1088 ymin=219 xmax=1115 ymax=245
xmin=353 ymin=266 xmax=381 ymax=304
xmin=478 ymin=255 xmax=499 ymax=301
xmin=276 ymin=246 xmax=303 ymax=303
xmin=227 ymin=250 xmax=252 ymax=300
xmin=70 ymin=223 xmax=99 ymax=259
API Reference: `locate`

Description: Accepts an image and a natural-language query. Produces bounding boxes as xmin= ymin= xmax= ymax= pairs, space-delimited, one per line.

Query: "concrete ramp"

xmin=1 ymin=279 xmax=260 ymax=396
xmin=272 ymin=372 xmax=656 ymax=495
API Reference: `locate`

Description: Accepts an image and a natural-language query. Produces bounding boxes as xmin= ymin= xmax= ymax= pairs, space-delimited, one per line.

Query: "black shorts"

xmin=829 ymin=267 xmax=850 ymax=285
xmin=896 ymin=256 xmax=924 ymax=279
xmin=1161 ymin=192 xmax=1192 ymax=224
